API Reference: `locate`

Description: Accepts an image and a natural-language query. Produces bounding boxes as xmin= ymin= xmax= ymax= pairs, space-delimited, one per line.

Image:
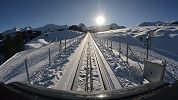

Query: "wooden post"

xmin=25 ymin=59 xmax=30 ymax=84
xmin=126 ymin=44 xmax=128 ymax=62
xmin=49 ymin=48 xmax=51 ymax=65
xmin=111 ymin=41 xmax=112 ymax=50
xmin=103 ymin=39 xmax=105 ymax=46
xmin=119 ymin=42 xmax=121 ymax=57
xmin=101 ymin=38 xmax=103 ymax=45
xmin=59 ymin=41 xmax=61 ymax=56
xmin=100 ymin=38 xmax=101 ymax=44
xmin=107 ymin=39 xmax=108 ymax=48
xmin=65 ymin=39 xmax=66 ymax=52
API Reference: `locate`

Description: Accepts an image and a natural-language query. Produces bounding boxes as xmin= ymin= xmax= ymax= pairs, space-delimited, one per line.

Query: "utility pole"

xmin=145 ymin=36 xmax=150 ymax=60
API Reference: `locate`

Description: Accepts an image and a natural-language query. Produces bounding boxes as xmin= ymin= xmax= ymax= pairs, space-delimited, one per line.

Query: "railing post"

xmin=102 ymin=38 xmax=103 ymax=44
xmin=119 ymin=42 xmax=121 ymax=57
xmin=65 ymin=39 xmax=66 ymax=52
xmin=111 ymin=41 xmax=112 ymax=50
xmin=59 ymin=41 xmax=61 ymax=56
xmin=107 ymin=39 xmax=108 ymax=48
xmin=126 ymin=44 xmax=128 ymax=62
xmin=100 ymin=37 xmax=101 ymax=44
xmin=49 ymin=48 xmax=51 ymax=65
xmin=25 ymin=59 xmax=30 ymax=84
xmin=103 ymin=39 xmax=106 ymax=47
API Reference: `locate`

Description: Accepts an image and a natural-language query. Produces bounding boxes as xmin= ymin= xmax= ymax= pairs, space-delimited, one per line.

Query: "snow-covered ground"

xmin=30 ymin=35 xmax=85 ymax=88
xmin=25 ymin=30 xmax=83 ymax=49
xmin=0 ymin=22 xmax=178 ymax=92
xmin=25 ymin=39 xmax=49 ymax=49
xmin=92 ymin=25 xmax=178 ymax=84
xmin=0 ymin=31 xmax=85 ymax=85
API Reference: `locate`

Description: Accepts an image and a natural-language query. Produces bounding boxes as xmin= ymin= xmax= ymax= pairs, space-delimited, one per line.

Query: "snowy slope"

xmin=34 ymin=24 xmax=68 ymax=33
xmin=0 ymin=32 xmax=85 ymax=84
xmin=132 ymin=26 xmax=178 ymax=61
xmin=25 ymin=30 xmax=83 ymax=49
xmin=25 ymin=39 xmax=49 ymax=49
xmin=93 ymin=25 xmax=178 ymax=84
xmin=97 ymin=26 xmax=178 ymax=61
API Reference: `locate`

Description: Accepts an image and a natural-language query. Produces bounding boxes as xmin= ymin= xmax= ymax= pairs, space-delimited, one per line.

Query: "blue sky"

xmin=0 ymin=0 xmax=178 ymax=32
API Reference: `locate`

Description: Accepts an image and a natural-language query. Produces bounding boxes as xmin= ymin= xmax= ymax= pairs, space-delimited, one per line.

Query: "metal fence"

xmin=1 ymin=34 xmax=86 ymax=83
xmin=91 ymin=33 xmax=178 ymax=82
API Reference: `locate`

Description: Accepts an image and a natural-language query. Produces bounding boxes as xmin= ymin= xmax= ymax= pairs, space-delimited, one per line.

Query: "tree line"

xmin=0 ymin=31 xmax=41 ymax=60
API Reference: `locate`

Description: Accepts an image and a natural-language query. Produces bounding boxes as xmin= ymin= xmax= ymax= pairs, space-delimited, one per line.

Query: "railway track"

xmin=57 ymin=33 xmax=121 ymax=92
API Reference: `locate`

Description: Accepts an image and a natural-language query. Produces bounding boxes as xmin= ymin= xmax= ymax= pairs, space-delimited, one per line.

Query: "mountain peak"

xmin=34 ymin=24 xmax=68 ymax=33
xmin=21 ymin=26 xmax=33 ymax=32
xmin=2 ymin=27 xmax=21 ymax=35
xmin=78 ymin=23 xmax=86 ymax=27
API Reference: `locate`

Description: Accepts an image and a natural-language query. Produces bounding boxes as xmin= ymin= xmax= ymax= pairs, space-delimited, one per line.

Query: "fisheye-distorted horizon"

xmin=0 ymin=0 xmax=178 ymax=32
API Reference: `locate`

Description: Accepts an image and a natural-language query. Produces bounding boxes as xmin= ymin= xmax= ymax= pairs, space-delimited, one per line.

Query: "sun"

xmin=95 ymin=16 xmax=105 ymax=26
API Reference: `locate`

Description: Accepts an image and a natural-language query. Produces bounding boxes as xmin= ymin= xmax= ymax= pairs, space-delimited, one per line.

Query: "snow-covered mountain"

xmin=2 ymin=27 xmax=21 ymax=35
xmin=20 ymin=26 xmax=33 ymax=32
xmin=34 ymin=24 xmax=68 ymax=33
xmin=2 ymin=26 xmax=33 ymax=35
xmin=1 ymin=24 xmax=69 ymax=35
xmin=138 ymin=21 xmax=166 ymax=27
xmin=78 ymin=23 xmax=89 ymax=32
xmin=89 ymin=23 xmax=126 ymax=32
xmin=110 ymin=23 xmax=126 ymax=29
xmin=138 ymin=20 xmax=178 ymax=27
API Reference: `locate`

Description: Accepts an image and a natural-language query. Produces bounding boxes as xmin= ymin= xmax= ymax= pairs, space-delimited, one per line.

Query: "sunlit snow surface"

xmin=0 ymin=30 xmax=84 ymax=86
xmin=0 ymin=25 xmax=178 ymax=90
xmin=94 ymin=26 xmax=178 ymax=84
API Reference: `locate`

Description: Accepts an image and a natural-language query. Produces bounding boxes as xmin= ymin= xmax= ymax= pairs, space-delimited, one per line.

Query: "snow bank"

xmin=25 ymin=39 xmax=49 ymax=49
